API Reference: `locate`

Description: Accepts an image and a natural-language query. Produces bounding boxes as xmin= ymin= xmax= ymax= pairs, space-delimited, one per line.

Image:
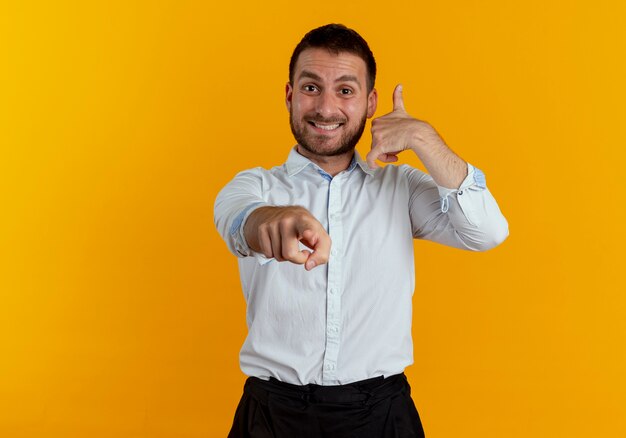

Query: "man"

xmin=214 ymin=24 xmax=508 ymax=438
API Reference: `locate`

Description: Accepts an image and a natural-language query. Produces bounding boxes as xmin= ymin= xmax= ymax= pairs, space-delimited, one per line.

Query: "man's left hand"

xmin=366 ymin=84 xmax=445 ymax=169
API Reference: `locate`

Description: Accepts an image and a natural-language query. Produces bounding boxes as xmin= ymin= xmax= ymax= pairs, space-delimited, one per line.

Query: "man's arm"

xmin=214 ymin=169 xmax=331 ymax=270
xmin=366 ymin=84 xmax=508 ymax=251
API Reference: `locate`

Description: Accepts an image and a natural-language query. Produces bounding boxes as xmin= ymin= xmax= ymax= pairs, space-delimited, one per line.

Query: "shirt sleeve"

xmin=406 ymin=162 xmax=509 ymax=251
xmin=213 ymin=168 xmax=271 ymax=258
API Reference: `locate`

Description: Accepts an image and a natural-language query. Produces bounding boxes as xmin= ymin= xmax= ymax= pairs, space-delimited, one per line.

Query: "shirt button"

xmin=458 ymin=190 xmax=464 ymax=195
xmin=331 ymin=249 xmax=338 ymax=256
xmin=330 ymin=288 xmax=338 ymax=295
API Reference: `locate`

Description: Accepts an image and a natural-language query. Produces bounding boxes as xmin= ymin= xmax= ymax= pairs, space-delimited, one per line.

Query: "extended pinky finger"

xmin=380 ymin=153 xmax=399 ymax=163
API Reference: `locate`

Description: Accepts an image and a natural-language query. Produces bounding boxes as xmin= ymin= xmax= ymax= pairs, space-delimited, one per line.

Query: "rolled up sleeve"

xmin=213 ymin=168 xmax=270 ymax=257
xmin=408 ymin=162 xmax=509 ymax=251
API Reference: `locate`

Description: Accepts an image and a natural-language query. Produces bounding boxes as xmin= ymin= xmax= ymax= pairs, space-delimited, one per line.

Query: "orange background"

xmin=1 ymin=1 xmax=625 ymax=437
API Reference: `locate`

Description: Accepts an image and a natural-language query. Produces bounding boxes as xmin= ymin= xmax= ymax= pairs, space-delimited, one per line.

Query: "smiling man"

xmin=214 ymin=24 xmax=508 ymax=438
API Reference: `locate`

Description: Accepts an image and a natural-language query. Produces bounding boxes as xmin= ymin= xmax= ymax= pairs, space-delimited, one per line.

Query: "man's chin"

xmin=298 ymin=141 xmax=355 ymax=158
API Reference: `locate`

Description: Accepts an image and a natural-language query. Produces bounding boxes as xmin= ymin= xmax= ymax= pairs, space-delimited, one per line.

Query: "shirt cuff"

xmin=230 ymin=202 xmax=269 ymax=257
xmin=437 ymin=163 xmax=486 ymax=213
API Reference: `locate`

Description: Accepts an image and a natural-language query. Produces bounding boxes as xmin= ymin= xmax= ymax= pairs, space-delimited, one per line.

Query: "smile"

xmin=308 ymin=121 xmax=343 ymax=131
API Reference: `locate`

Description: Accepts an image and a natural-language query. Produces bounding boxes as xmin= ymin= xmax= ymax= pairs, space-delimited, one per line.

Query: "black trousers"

xmin=228 ymin=373 xmax=425 ymax=438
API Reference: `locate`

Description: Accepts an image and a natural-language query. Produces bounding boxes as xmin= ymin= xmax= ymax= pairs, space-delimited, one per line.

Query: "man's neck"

xmin=296 ymin=145 xmax=355 ymax=177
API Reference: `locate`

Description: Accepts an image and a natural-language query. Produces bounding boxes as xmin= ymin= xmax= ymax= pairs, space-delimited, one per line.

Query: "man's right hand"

xmin=243 ymin=206 xmax=331 ymax=271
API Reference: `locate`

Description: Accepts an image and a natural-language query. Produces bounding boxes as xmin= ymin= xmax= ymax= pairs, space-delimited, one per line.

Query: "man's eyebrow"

xmin=335 ymin=75 xmax=361 ymax=89
xmin=298 ymin=71 xmax=362 ymax=89
xmin=298 ymin=70 xmax=322 ymax=81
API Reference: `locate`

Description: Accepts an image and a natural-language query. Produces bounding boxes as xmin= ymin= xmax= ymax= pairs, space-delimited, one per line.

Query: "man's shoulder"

xmin=231 ymin=162 xmax=288 ymax=178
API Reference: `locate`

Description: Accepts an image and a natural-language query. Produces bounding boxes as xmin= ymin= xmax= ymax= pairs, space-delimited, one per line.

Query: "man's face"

xmin=286 ymin=48 xmax=377 ymax=157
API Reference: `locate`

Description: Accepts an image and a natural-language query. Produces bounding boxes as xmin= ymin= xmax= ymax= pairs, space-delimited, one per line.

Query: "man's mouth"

xmin=308 ymin=121 xmax=344 ymax=131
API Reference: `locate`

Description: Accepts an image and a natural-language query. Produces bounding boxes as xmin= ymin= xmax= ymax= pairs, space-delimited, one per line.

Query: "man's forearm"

xmin=410 ymin=123 xmax=467 ymax=189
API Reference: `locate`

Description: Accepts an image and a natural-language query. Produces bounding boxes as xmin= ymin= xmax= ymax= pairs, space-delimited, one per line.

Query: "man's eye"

xmin=303 ymin=85 xmax=318 ymax=92
xmin=340 ymin=88 xmax=353 ymax=95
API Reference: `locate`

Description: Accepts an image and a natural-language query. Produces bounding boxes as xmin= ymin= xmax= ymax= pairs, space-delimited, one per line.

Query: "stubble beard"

xmin=290 ymin=111 xmax=368 ymax=158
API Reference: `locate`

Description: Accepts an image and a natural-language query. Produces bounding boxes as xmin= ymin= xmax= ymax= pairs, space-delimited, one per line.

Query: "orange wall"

xmin=1 ymin=1 xmax=625 ymax=437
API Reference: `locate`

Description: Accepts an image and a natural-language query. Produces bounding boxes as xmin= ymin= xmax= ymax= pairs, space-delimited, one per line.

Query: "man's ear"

xmin=367 ymin=88 xmax=378 ymax=118
xmin=285 ymin=82 xmax=293 ymax=112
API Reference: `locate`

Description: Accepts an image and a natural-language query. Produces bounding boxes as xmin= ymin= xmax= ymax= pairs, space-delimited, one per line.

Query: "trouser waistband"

xmin=244 ymin=373 xmax=407 ymax=405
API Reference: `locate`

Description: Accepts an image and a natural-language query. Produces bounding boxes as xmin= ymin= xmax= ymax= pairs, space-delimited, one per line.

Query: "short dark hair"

xmin=289 ymin=24 xmax=377 ymax=92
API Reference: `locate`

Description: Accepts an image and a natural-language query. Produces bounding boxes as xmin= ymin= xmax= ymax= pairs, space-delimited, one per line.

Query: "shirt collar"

xmin=285 ymin=146 xmax=375 ymax=178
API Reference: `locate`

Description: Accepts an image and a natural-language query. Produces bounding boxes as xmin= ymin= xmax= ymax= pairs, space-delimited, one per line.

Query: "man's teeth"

xmin=314 ymin=122 xmax=341 ymax=130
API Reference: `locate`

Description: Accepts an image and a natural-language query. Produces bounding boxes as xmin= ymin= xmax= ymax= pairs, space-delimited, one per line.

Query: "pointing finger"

xmin=302 ymin=229 xmax=331 ymax=271
xmin=392 ymin=84 xmax=405 ymax=112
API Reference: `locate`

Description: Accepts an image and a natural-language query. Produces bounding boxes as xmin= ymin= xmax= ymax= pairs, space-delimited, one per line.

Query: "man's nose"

xmin=315 ymin=91 xmax=338 ymax=117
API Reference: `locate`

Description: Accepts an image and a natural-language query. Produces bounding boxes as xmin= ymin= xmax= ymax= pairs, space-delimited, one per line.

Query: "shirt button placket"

xmin=322 ymin=175 xmax=342 ymax=384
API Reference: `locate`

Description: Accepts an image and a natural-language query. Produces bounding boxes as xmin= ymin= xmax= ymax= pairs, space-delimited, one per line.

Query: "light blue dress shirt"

xmin=214 ymin=147 xmax=508 ymax=385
